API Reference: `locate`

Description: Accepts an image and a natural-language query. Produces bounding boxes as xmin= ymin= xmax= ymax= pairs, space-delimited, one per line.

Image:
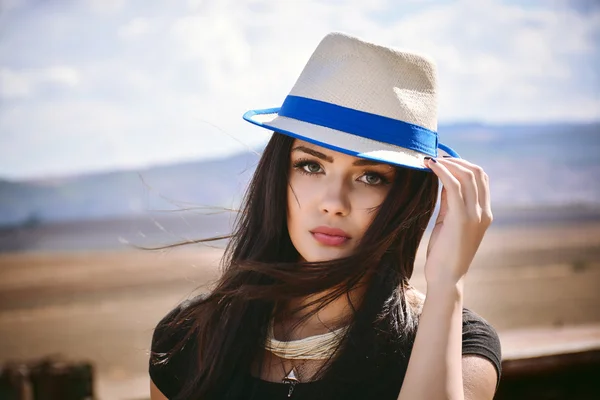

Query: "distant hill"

xmin=1 ymin=122 xmax=599 ymax=227
xmin=0 ymin=151 xmax=259 ymax=227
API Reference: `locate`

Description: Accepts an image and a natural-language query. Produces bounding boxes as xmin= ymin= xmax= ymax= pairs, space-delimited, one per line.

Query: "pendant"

xmin=282 ymin=367 xmax=299 ymax=397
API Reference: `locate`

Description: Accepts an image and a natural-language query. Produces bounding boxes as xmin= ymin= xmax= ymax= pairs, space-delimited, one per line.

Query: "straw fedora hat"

xmin=243 ymin=32 xmax=459 ymax=170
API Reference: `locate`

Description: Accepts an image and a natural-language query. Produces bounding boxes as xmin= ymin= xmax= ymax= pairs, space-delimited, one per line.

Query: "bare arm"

xmin=396 ymin=157 xmax=496 ymax=399
xmin=397 ymin=281 xmax=466 ymax=400
xmin=398 ymin=282 xmax=497 ymax=400
xmin=150 ymin=379 xmax=169 ymax=400
xmin=398 ymin=283 xmax=497 ymax=400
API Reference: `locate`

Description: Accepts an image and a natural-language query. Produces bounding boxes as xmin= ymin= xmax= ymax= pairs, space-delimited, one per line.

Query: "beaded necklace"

xmin=264 ymin=320 xmax=349 ymax=397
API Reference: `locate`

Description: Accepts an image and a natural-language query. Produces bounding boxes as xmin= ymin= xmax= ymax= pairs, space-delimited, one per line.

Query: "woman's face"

xmin=287 ymin=139 xmax=397 ymax=262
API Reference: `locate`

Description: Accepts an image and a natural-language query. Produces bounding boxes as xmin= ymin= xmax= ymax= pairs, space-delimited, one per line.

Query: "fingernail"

xmin=424 ymin=157 xmax=437 ymax=163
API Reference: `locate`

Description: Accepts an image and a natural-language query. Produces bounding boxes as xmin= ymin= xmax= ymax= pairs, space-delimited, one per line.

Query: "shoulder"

xmin=149 ymin=293 xmax=208 ymax=398
xmin=461 ymin=308 xmax=502 ymax=384
xmin=152 ymin=293 xmax=206 ymax=335
xmin=151 ymin=293 xmax=207 ymax=353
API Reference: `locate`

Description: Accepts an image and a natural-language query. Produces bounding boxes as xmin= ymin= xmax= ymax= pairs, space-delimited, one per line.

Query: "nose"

xmin=319 ymin=178 xmax=351 ymax=216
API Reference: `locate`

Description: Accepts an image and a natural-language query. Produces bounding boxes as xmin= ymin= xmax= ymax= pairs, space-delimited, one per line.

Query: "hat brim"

xmin=243 ymin=107 xmax=460 ymax=172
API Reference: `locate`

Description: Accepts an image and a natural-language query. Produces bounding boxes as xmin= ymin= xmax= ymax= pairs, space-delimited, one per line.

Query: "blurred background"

xmin=0 ymin=0 xmax=599 ymax=399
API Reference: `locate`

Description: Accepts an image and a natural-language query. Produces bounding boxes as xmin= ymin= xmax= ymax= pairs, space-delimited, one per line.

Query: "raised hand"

xmin=424 ymin=157 xmax=493 ymax=286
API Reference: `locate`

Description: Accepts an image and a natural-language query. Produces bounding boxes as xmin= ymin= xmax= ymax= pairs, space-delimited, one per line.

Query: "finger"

xmin=436 ymin=186 xmax=448 ymax=225
xmin=425 ymin=158 xmax=464 ymax=211
xmin=442 ymin=157 xmax=491 ymax=215
xmin=437 ymin=158 xmax=479 ymax=218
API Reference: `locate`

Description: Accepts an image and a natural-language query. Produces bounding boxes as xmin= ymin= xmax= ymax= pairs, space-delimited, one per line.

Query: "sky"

xmin=0 ymin=0 xmax=599 ymax=180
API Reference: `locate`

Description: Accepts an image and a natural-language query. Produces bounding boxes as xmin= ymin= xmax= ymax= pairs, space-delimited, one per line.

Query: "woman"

xmin=149 ymin=32 xmax=501 ymax=400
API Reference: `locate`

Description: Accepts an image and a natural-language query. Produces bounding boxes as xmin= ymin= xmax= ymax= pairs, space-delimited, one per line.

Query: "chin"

xmin=298 ymin=247 xmax=350 ymax=263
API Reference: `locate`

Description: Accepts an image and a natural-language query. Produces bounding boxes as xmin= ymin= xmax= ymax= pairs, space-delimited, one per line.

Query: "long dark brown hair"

xmin=151 ymin=132 xmax=439 ymax=399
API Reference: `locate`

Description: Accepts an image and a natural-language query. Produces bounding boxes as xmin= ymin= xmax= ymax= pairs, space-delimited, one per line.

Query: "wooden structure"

xmin=495 ymin=324 xmax=600 ymax=399
xmin=0 ymin=357 xmax=93 ymax=400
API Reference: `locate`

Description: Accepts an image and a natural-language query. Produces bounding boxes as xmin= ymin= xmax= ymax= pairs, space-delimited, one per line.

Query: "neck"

xmin=277 ymin=284 xmax=366 ymax=339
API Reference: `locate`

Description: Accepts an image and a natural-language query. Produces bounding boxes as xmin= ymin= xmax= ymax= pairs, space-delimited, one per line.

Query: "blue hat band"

xmin=277 ymin=95 xmax=439 ymax=157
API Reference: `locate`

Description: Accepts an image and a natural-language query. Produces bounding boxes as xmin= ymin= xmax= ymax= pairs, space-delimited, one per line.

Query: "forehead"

xmin=290 ymin=138 xmax=392 ymax=168
xmin=291 ymin=138 xmax=348 ymax=158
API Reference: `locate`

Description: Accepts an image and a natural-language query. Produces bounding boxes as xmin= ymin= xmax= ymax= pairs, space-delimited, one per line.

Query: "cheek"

xmin=286 ymin=173 xmax=315 ymax=214
xmin=286 ymin=174 xmax=322 ymax=250
xmin=286 ymin=176 xmax=304 ymax=232
xmin=352 ymin=189 xmax=387 ymax=211
xmin=352 ymin=185 xmax=388 ymax=211
xmin=351 ymin=188 xmax=391 ymax=235
xmin=286 ymin=185 xmax=297 ymax=227
xmin=353 ymin=198 xmax=380 ymax=232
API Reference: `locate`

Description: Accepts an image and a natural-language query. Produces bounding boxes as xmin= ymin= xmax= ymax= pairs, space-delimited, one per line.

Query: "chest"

xmin=253 ymin=349 xmax=328 ymax=383
xmin=245 ymin=346 xmax=409 ymax=400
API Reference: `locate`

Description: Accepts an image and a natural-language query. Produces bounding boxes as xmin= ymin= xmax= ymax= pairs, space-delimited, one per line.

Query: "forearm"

xmin=397 ymin=279 xmax=465 ymax=400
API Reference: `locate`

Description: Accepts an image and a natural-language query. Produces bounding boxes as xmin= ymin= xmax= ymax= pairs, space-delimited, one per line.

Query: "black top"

xmin=150 ymin=295 xmax=502 ymax=399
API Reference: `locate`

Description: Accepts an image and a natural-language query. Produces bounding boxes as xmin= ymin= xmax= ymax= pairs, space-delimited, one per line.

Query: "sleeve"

xmin=149 ymin=299 xmax=195 ymax=399
xmin=461 ymin=308 xmax=502 ymax=385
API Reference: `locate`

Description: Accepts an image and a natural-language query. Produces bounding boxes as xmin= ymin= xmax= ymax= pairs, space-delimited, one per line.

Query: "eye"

xmin=304 ymin=162 xmax=322 ymax=174
xmin=358 ymin=172 xmax=389 ymax=186
xmin=293 ymin=159 xmax=323 ymax=175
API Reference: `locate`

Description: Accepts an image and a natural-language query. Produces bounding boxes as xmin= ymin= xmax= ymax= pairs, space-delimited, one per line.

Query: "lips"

xmin=310 ymin=226 xmax=351 ymax=246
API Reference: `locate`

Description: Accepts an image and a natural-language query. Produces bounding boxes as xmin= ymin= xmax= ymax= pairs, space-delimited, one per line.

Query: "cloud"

xmin=44 ymin=66 xmax=81 ymax=86
xmin=0 ymin=66 xmax=81 ymax=99
xmin=0 ymin=0 xmax=27 ymax=11
xmin=118 ymin=17 xmax=152 ymax=38
xmin=0 ymin=68 xmax=31 ymax=98
xmin=85 ymin=0 xmax=127 ymax=14
xmin=0 ymin=0 xmax=598 ymax=179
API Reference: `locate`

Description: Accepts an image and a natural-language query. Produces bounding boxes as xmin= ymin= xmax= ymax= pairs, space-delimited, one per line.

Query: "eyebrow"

xmin=291 ymin=146 xmax=386 ymax=167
